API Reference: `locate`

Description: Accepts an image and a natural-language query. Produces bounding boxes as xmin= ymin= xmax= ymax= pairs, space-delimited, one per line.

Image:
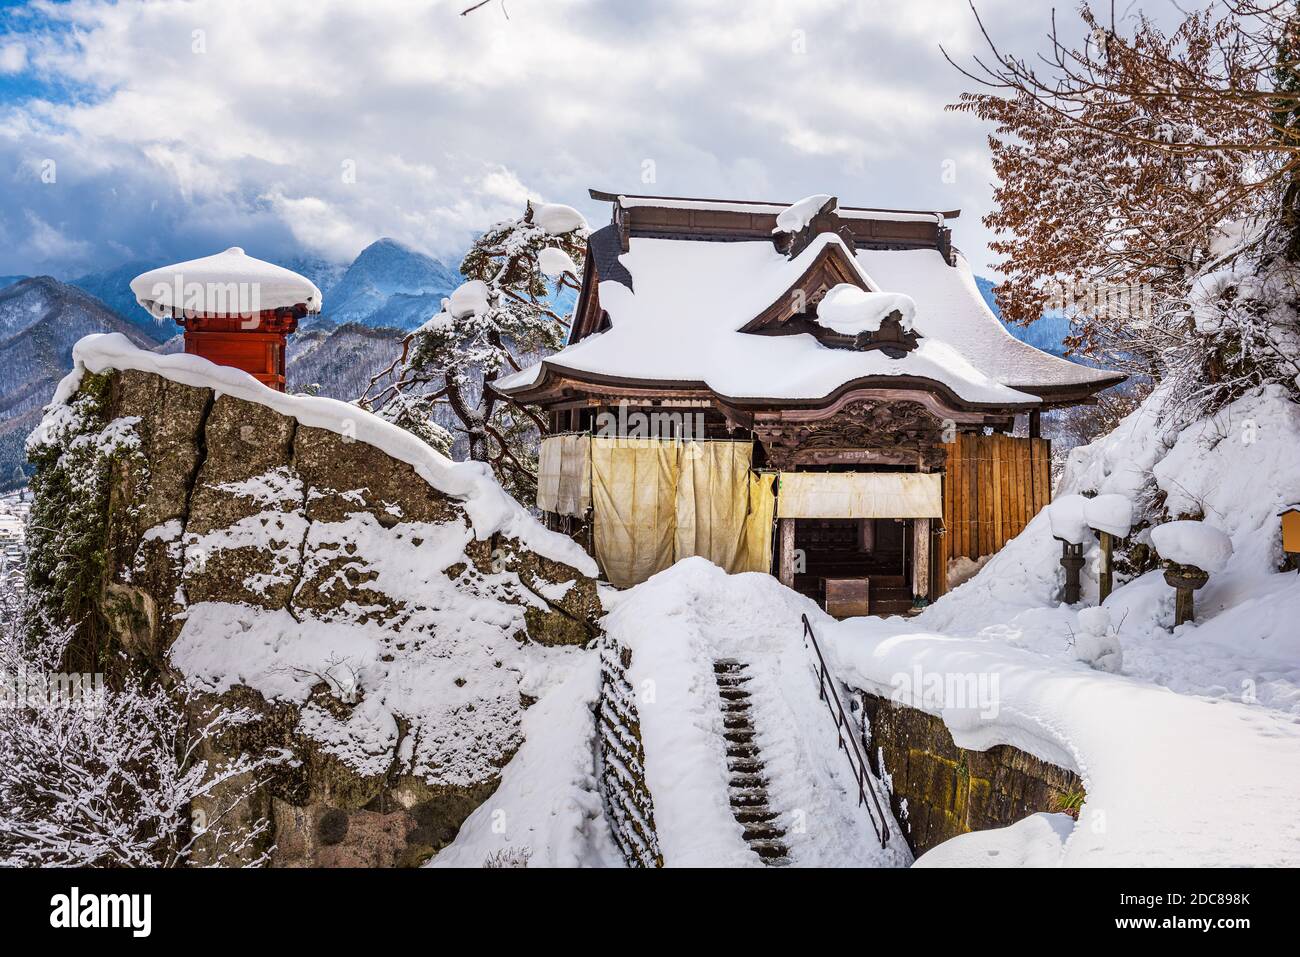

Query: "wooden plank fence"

xmin=942 ymin=433 xmax=1052 ymax=566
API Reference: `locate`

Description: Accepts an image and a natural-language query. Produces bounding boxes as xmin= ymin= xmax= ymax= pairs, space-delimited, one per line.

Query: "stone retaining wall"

xmin=597 ymin=643 xmax=663 ymax=867
xmin=861 ymin=693 xmax=1084 ymax=856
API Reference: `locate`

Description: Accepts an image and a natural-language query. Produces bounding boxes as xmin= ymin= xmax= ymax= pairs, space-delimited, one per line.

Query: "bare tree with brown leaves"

xmin=947 ymin=1 xmax=1300 ymax=412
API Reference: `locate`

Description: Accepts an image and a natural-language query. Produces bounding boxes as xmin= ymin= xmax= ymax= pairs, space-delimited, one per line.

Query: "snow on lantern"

xmin=1150 ymin=520 xmax=1233 ymax=627
xmin=1048 ymin=494 xmax=1090 ymax=604
xmin=130 ymin=247 xmax=322 ymax=391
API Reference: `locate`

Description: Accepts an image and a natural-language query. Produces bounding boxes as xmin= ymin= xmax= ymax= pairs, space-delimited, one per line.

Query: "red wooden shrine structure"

xmin=130 ymin=247 xmax=322 ymax=392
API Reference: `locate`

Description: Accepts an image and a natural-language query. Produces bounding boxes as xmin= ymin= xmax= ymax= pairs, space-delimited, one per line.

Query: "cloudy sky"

xmin=0 ymin=0 xmax=1182 ymax=279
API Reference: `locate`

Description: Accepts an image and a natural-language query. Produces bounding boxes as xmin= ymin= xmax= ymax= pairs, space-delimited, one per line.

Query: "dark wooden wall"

xmin=942 ymin=432 xmax=1052 ymax=568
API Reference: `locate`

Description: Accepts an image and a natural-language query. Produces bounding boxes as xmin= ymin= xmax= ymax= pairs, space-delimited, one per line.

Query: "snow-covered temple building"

xmin=494 ymin=191 xmax=1124 ymax=614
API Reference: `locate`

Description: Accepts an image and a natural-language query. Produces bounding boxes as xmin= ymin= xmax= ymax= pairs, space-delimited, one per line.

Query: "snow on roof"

xmin=614 ymin=194 xmax=947 ymax=224
xmin=815 ymin=285 xmax=916 ymax=335
xmin=497 ymin=232 xmax=1118 ymax=406
xmin=130 ymin=247 xmax=323 ymax=316
xmin=774 ymin=194 xmax=834 ymax=233
xmin=55 ymin=333 xmax=596 ymax=575
xmin=854 ymin=247 xmax=1122 ymax=394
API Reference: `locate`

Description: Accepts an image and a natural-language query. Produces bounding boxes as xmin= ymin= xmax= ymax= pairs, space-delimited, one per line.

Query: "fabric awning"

xmin=777 ymin=471 xmax=942 ymax=519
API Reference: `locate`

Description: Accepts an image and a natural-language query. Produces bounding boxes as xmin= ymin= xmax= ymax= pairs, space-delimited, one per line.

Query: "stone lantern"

xmin=1150 ymin=520 xmax=1233 ymax=627
xmin=1084 ymin=494 xmax=1133 ymax=602
xmin=1048 ymin=494 xmax=1090 ymax=604
xmin=130 ymin=247 xmax=322 ymax=391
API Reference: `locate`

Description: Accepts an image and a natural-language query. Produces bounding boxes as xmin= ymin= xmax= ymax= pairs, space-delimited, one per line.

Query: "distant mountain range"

xmin=974 ymin=276 xmax=1072 ymax=357
xmin=0 ymin=277 xmax=165 ymax=490
xmin=311 ymin=239 xmax=462 ymax=331
xmin=0 ymin=241 xmax=478 ymax=490
xmin=63 ymin=239 xmax=460 ymax=336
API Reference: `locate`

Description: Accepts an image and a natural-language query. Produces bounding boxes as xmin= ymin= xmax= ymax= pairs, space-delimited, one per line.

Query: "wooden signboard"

xmin=1282 ymin=508 xmax=1300 ymax=555
xmin=824 ymin=577 xmax=869 ymax=618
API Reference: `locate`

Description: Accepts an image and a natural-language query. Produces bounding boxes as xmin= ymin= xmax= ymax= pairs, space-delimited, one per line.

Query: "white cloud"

xmin=0 ymin=0 xmax=1140 ymax=276
xmin=23 ymin=210 xmax=92 ymax=265
xmin=0 ymin=42 xmax=27 ymax=74
xmin=260 ymin=191 xmax=372 ymax=263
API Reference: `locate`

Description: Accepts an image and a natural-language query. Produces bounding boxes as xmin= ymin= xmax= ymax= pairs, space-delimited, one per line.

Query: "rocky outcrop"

xmin=33 ymin=365 xmax=603 ymax=868
xmin=862 ymin=694 xmax=1084 ymax=856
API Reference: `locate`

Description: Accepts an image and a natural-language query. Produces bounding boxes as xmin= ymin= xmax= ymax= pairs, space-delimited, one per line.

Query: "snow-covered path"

xmin=919 ymin=511 xmax=1300 ymax=719
xmin=434 ymin=554 xmax=1300 ymax=867
xmin=829 ymin=613 xmax=1300 ymax=867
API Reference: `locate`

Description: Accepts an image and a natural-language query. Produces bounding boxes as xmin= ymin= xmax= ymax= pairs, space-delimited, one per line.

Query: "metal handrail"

xmin=801 ymin=614 xmax=890 ymax=849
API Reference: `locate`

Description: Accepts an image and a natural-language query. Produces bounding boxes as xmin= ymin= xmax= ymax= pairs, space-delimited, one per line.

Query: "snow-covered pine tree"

xmin=360 ymin=201 xmax=586 ymax=503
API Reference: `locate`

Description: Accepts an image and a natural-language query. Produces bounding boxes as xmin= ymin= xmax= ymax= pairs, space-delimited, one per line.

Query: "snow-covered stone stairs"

xmin=714 ymin=659 xmax=790 ymax=865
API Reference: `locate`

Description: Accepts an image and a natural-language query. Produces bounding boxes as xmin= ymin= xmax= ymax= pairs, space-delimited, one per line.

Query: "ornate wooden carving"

xmin=754 ymin=398 xmax=947 ymax=470
xmin=773 ymin=197 xmax=860 ymax=260
xmin=758 ymin=310 xmax=922 ymax=358
xmin=738 ymin=242 xmax=866 ymax=335
xmin=850 ymin=312 xmax=920 ymax=357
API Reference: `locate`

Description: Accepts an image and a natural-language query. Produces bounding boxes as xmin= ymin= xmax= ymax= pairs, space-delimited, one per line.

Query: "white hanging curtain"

xmin=536 ymin=434 xmax=591 ymax=516
xmin=776 ymin=472 xmax=942 ymax=519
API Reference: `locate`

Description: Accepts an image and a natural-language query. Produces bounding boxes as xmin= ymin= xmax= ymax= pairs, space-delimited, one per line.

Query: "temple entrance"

xmin=791 ymin=518 xmax=914 ymax=616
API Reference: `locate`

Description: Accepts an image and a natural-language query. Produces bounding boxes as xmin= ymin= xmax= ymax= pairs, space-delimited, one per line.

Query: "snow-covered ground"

xmin=61 ymin=333 xmax=1300 ymax=867
xmin=599 ymin=559 xmax=911 ymax=868
xmin=923 ymin=384 xmax=1300 ymax=716
xmin=429 ymin=653 xmax=623 ymax=868
xmin=434 ymin=559 xmax=912 ymax=868
xmin=440 ymin=383 xmax=1300 ymax=868
xmin=830 ymin=383 xmax=1300 ymax=866
xmin=830 ymin=609 xmax=1300 ymax=866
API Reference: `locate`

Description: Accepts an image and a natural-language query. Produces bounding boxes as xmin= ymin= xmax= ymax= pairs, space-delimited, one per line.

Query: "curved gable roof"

xmin=496 ymin=234 xmax=1051 ymax=409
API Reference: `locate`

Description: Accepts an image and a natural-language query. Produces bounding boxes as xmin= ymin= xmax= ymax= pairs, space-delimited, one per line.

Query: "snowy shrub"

xmin=1071 ymin=607 xmax=1122 ymax=674
xmin=22 ymin=371 xmax=139 ymax=662
xmin=0 ymin=603 xmax=285 ymax=867
xmin=481 ymin=846 xmax=532 ymax=868
xmin=1166 ymin=230 xmax=1300 ymax=417
xmin=374 ymin=390 xmax=455 ymax=457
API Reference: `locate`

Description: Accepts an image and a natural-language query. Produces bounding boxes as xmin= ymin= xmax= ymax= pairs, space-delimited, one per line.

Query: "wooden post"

xmin=1029 ymin=409 xmax=1042 ymax=439
xmin=778 ymin=518 xmax=796 ymax=588
xmin=911 ymin=518 xmax=931 ymax=608
xmin=1098 ymin=530 xmax=1113 ymax=602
